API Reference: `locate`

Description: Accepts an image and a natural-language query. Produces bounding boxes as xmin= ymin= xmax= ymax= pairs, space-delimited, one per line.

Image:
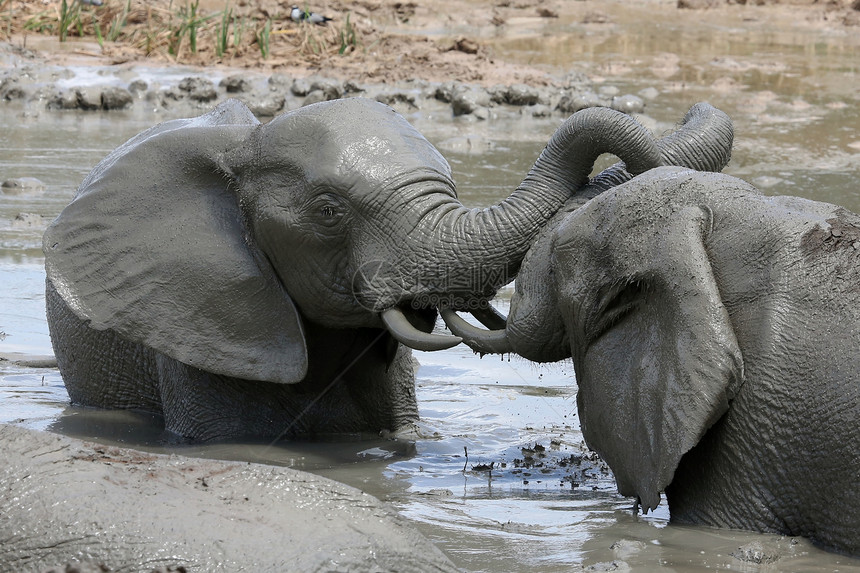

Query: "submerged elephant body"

xmin=454 ymin=167 xmax=860 ymax=555
xmin=45 ymin=97 xmax=679 ymax=441
xmin=46 ymin=283 xmax=417 ymax=439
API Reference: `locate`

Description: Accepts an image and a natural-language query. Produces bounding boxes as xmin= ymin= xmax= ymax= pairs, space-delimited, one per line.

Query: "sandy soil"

xmin=2 ymin=0 xmax=858 ymax=86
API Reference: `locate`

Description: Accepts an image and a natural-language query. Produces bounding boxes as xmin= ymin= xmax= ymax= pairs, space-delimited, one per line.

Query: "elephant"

xmin=444 ymin=166 xmax=860 ymax=556
xmin=0 ymin=423 xmax=458 ymax=571
xmin=44 ymin=96 xmax=682 ymax=442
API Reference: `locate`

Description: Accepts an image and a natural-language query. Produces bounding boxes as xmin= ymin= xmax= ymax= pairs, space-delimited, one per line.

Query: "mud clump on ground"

xmin=463 ymin=438 xmax=617 ymax=491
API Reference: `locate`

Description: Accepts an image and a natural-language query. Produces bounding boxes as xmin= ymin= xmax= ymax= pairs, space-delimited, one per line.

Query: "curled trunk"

xmin=404 ymin=107 xmax=663 ymax=308
xmin=384 ymin=107 xmax=664 ymax=349
xmin=442 ymin=103 xmax=735 ymax=360
xmin=577 ymin=102 xmax=733 ymax=206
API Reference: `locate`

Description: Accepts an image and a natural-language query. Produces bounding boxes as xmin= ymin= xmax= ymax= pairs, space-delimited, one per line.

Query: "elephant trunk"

xmin=657 ymin=102 xmax=733 ymax=173
xmin=381 ymin=108 xmax=662 ymax=351
xmin=443 ymin=102 xmax=735 ymax=360
xmin=577 ymin=102 xmax=733 ymax=204
xmin=407 ymin=107 xmax=662 ymax=309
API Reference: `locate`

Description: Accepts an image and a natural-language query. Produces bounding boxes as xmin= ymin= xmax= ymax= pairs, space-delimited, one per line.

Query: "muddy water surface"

xmin=2 ymin=4 xmax=860 ymax=570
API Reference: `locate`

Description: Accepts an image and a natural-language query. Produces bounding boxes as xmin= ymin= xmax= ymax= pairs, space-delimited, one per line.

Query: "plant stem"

xmin=216 ymin=3 xmax=231 ymax=58
xmin=256 ymin=17 xmax=270 ymax=59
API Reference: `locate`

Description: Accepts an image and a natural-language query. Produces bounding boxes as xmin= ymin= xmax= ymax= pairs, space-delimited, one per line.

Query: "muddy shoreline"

xmin=0 ymin=41 xmax=647 ymax=121
xmin=0 ymin=423 xmax=459 ymax=572
xmin=2 ymin=0 xmax=858 ymax=86
xmin=3 ymin=0 xmax=859 ymax=122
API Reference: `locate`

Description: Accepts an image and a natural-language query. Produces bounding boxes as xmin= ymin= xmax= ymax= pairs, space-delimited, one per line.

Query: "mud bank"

xmin=0 ymin=43 xmax=648 ymax=121
xmin=0 ymin=423 xmax=458 ymax=572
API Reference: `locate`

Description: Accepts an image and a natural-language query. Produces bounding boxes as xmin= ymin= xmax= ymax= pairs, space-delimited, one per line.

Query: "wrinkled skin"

xmin=44 ymin=97 xmax=667 ymax=441
xmin=0 ymin=423 xmax=458 ymax=572
xmin=458 ymin=167 xmax=860 ymax=556
xmin=442 ymin=102 xmax=734 ymax=358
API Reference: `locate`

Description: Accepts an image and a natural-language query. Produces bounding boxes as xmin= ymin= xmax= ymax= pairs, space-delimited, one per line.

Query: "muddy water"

xmin=2 ymin=5 xmax=860 ymax=571
xmin=485 ymin=1 xmax=860 ymax=214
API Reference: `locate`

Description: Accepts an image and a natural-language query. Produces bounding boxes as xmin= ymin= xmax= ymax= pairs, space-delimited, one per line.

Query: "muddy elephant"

xmin=446 ymin=166 xmax=860 ymax=556
xmin=45 ymin=97 xmax=676 ymax=442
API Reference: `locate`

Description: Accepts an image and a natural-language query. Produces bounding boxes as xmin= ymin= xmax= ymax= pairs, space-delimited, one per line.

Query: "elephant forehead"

xmin=335 ymin=132 xmax=451 ymax=187
xmin=557 ymin=168 xmax=702 ymax=246
xmin=264 ymin=98 xmax=452 ymax=189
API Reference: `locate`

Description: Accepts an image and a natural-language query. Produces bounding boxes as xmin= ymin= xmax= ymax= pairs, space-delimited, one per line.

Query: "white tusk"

xmin=381 ymin=307 xmax=462 ymax=351
xmin=439 ymin=308 xmax=512 ymax=355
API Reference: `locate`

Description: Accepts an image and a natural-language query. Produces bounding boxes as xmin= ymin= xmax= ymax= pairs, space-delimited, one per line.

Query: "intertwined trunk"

xmin=405 ymin=107 xmax=663 ymax=308
xmin=439 ymin=103 xmax=735 ymax=358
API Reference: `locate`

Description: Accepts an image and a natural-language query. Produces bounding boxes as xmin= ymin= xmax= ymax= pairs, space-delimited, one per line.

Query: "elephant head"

xmin=442 ymin=102 xmax=735 ymax=361
xmin=547 ymin=168 xmax=747 ymax=512
xmin=445 ymin=166 xmax=750 ymax=512
xmin=44 ymin=97 xmax=664 ymax=387
xmin=449 ymin=166 xmax=860 ymax=556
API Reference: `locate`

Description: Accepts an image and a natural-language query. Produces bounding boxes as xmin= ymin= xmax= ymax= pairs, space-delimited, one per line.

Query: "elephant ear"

xmin=44 ymin=99 xmax=308 ymax=385
xmin=561 ymin=185 xmax=744 ymax=512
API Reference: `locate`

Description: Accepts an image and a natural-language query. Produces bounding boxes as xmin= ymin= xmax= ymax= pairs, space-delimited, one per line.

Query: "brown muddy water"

xmin=2 ymin=4 xmax=860 ymax=571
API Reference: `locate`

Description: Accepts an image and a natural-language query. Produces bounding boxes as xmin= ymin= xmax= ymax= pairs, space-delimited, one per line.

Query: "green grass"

xmin=233 ymin=16 xmax=248 ymax=48
xmin=93 ymin=13 xmax=103 ymax=46
xmin=216 ymin=4 xmax=231 ymax=57
xmin=256 ymin=17 xmax=270 ymax=59
xmin=339 ymin=13 xmax=356 ymax=55
xmin=107 ymin=0 xmax=130 ymax=42
xmin=168 ymin=0 xmax=212 ymax=56
xmin=233 ymin=15 xmax=247 ymax=50
xmin=58 ymin=0 xmax=82 ymax=41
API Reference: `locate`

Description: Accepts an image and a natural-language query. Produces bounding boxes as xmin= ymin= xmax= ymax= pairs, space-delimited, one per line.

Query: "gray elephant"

xmin=45 ymin=97 xmax=680 ymax=442
xmin=445 ymin=166 xmax=860 ymax=556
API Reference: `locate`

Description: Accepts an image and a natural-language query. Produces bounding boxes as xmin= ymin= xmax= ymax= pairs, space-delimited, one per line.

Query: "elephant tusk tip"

xmin=428 ymin=335 xmax=463 ymax=351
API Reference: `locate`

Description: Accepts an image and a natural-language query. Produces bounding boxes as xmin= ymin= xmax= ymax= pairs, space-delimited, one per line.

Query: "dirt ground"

xmin=2 ymin=0 xmax=859 ymax=86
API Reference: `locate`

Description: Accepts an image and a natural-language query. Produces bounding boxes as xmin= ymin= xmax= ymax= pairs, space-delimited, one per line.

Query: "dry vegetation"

xmin=2 ymin=0 xmax=857 ymax=82
xmin=0 ymin=0 xmax=541 ymax=84
xmin=0 ymin=0 xmax=375 ymax=66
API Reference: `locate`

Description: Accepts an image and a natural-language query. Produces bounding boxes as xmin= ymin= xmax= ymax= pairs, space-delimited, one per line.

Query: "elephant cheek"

xmin=266 ymin=244 xmax=369 ymax=327
xmin=506 ymin=294 xmax=570 ymax=363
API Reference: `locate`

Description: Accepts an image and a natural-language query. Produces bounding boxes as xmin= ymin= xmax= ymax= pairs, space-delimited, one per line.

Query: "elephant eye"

xmin=305 ymin=193 xmax=345 ymax=228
